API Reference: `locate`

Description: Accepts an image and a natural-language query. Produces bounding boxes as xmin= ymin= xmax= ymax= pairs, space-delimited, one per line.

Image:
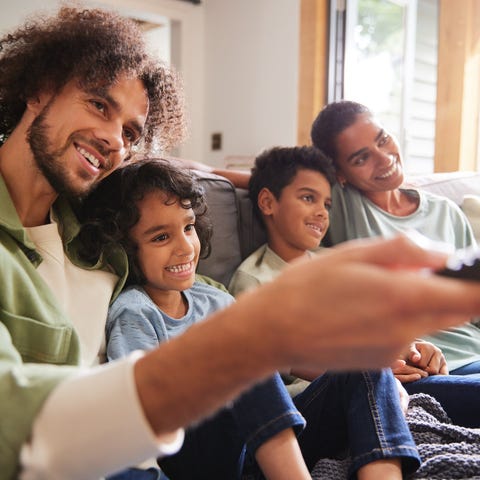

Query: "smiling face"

xmin=129 ymin=190 xmax=201 ymax=308
xmin=27 ymin=74 xmax=149 ymax=200
xmin=259 ymin=168 xmax=332 ymax=262
xmin=333 ymin=112 xmax=404 ymax=196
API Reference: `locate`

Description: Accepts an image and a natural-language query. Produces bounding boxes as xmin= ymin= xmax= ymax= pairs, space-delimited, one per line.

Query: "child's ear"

xmin=336 ymin=172 xmax=347 ymax=188
xmin=257 ymin=188 xmax=275 ymax=215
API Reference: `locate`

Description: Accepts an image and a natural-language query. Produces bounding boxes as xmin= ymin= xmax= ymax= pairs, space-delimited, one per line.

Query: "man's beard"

xmin=27 ymin=107 xmax=99 ymax=203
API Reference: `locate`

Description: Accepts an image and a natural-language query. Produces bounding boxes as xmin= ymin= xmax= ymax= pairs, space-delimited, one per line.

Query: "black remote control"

xmin=436 ymin=246 xmax=480 ymax=281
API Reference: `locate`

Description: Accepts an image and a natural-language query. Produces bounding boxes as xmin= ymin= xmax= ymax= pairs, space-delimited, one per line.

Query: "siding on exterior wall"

xmin=409 ymin=0 xmax=438 ymax=173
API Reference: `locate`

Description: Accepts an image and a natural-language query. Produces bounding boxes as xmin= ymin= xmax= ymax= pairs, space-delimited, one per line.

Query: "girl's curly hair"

xmin=78 ymin=159 xmax=212 ymax=286
xmin=0 ymin=6 xmax=186 ymax=153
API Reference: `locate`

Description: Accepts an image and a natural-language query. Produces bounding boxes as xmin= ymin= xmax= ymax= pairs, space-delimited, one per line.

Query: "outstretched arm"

xmin=210 ymin=168 xmax=251 ymax=189
xmin=165 ymin=156 xmax=251 ymax=189
xmin=22 ymin=235 xmax=480 ymax=479
xmin=135 ymin=234 xmax=480 ymax=434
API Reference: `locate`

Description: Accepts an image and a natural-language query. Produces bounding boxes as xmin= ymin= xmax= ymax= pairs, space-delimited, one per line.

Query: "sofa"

xmin=195 ymin=169 xmax=480 ymax=288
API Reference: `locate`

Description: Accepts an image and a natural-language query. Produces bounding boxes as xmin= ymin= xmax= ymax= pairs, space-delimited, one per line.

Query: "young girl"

xmin=79 ymin=158 xmax=420 ymax=480
xmin=78 ymin=159 xmax=309 ymax=480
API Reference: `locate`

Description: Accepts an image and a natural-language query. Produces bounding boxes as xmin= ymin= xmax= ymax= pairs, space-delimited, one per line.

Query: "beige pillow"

xmin=461 ymin=194 xmax=480 ymax=243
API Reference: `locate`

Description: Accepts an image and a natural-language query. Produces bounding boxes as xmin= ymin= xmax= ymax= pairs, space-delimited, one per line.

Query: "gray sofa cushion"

xmin=235 ymin=188 xmax=267 ymax=260
xmin=195 ymin=170 xmax=266 ymax=287
xmin=194 ymin=171 xmax=261 ymax=287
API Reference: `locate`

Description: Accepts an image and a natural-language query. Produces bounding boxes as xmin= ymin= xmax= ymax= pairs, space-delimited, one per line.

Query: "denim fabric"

xmin=158 ymin=372 xmax=304 ymax=480
xmin=292 ymin=370 xmax=420 ymax=479
xmin=451 ymin=360 xmax=480 ymax=375
xmin=405 ymin=360 xmax=480 ymax=427
xmin=107 ymin=467 xmax=168 ymax=480
xmin=108 ymin=370 xmax=418 ymax=480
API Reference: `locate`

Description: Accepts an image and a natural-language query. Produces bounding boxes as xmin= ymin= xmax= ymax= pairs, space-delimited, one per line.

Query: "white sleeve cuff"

xmin=20 ymin=351 xmax=184 ymax=480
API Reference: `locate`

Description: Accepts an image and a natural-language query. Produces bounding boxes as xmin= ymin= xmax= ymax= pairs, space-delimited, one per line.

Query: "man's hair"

xmin=0 ymin=6 xmax=186 ymax=153
xmin=248 ymin=146 xmax=336 ymax=222
xmin=78 ymin=159 xmax=212 ymax=286
xmin=310 ymin=100 xmax=370 ymax=165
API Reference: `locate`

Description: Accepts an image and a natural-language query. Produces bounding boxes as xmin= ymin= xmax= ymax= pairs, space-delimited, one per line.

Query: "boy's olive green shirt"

xmin=0 ymin=175 xmax=128 ymax=479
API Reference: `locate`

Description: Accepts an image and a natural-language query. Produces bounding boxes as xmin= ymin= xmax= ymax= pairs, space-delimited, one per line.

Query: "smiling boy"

xmin=229 ymin=146 xmax=336 ymax=295
xmin=228 ymin=146 xmax=424 ymax=480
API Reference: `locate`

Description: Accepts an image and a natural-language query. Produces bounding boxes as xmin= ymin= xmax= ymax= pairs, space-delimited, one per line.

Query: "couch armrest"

xmin=404 ymin=171 xmax=480 ymax=206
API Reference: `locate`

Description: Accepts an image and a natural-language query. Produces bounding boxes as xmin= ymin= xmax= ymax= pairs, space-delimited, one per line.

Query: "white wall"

xmin=203 ymin=0 xmax=300 ymax=167
xmin=1 ymin=1 xmax=56 ymax=30
xmin=0 ymin=0 xmax=301 ymax=166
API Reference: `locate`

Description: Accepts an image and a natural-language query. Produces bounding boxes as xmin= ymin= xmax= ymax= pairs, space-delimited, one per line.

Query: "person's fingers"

xmin=392 ymin=363 xmax=427 ymax=378
xmin=254 ymin=235 xmax=480 ymax=372
xmin=394 ymin=372 xmax=424 ymax=383
xmin=391 ymin=358 xmax=406 ymax=370
xmin=421 ymin=347 xmax=444 ymax=374
xmin=413 ymin=345 xmax=435 ymax=369
xmin=407 ymin=343 xmax=422 ymax=363
xmin=439 ymin=357 xmax=449 ymax=375
xmin=426 ymin=353 xmax=449 ymax=376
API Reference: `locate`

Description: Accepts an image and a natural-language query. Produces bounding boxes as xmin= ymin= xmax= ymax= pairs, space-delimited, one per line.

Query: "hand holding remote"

xmin=396 ymin=230 xmax=480 ymax=282
xmin=436 ymin=246 xmax=480 ymax=281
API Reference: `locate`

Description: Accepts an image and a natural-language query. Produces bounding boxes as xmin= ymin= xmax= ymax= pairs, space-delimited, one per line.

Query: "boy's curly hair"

xmin=78 ymin=159 xmax=212 ymax=286
xmin=0 ymin=6 xmax=186 ymax=153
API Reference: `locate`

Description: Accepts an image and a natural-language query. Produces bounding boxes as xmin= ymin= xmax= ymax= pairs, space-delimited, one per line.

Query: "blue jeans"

xmin=158 ymin=372 xmax=304 ymax=480
xmin=290 ymin=370 xmax=420 ymax=479
xmin=405 ymin=360 xmax=480 ymax=427
xmin=107 ymin=468 xmax=167 ymax=480
xmin=109 ymin=370 xmax=419 ymax=480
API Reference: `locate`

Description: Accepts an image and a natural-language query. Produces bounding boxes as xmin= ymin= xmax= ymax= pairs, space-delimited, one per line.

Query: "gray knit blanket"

xmin=311 ymin=393 xmax=480 ymax=480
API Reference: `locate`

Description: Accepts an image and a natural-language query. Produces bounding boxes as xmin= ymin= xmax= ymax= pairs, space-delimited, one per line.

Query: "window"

xmin=330 ymin=0 xmax=438 ymax=174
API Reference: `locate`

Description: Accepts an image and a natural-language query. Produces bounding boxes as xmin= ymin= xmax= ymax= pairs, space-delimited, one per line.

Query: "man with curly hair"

xmin=2 ymin=5 xmax=480 ymax=480
xmin=0 ymin=7 xmax=189 ymax=479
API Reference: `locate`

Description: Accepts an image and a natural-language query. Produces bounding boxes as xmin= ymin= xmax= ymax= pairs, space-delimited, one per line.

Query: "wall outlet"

xmin=211 ymin=132 xmax=222 ymax=150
